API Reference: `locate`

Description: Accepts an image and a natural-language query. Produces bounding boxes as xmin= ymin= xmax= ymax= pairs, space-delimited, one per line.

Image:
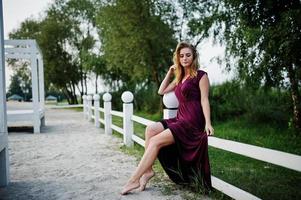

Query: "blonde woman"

xmin=121 ymin=42 xmax=214 ymax=195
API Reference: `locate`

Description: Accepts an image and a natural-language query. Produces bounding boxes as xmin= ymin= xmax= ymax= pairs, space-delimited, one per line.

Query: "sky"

xmin=3 ymin=0 xmax=52 ymax=91
xmin=2 ymin=0 xmax=234 ymax=93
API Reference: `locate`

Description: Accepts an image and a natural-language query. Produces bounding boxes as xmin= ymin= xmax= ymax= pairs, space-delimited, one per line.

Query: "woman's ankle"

xmin=128 ymin=177 xmax=139 ymax=184
xmin=145 ymin=168 xmax=154 ymax=174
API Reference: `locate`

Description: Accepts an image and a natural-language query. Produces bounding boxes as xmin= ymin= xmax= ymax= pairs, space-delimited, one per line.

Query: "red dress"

xmin=158 ymin=70 xmax=212 ymax=190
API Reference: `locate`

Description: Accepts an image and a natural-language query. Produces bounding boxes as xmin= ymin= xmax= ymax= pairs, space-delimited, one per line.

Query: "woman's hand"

xmin=205 ymin=124 xmax=214 ymax=136
xmin=158 ymin=65 xmax=177 ymax=95
xmin=168 ymin=65 xmax=176 ymax=74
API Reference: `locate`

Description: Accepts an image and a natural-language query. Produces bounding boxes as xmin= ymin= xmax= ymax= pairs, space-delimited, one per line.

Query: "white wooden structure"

xmin=5 ymin=39 xmax=45 ymax=133
xmin=82 ymin=91 xmax=301 ymax=200
xmin=0 ymin=0 xmax=9 ymax=187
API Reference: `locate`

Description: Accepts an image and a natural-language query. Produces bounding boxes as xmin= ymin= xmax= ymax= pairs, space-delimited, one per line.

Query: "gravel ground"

xmin=0 ymin=106 xmax=185 ymax=200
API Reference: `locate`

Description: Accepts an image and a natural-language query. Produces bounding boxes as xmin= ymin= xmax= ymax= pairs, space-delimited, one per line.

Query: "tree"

xmin=8 ymin=17 xmax=80 ymax=104
xmin=7 ymin=67 xmax=32 ymax=101
xmin=8 ymin=18 xmax=41 ymax=39
xmin=185 ymin=0 xmax=301 ymax=132
xmin=41 ymin=5 xmax=81 ymax=104
xmin=96 ymin=0 xmax=177 ymax=91
xmin=7 ymin=74 xmax=23 ymax=98
xmin=63 ymin=0 xmax=100 ymax=98
xmin=15 ymin=64 xmax=31 ymax=101
xmin=9 ymin=0 xmax=101 ymax=104
xmin=83 ymin=53 xmax=107 ymax=94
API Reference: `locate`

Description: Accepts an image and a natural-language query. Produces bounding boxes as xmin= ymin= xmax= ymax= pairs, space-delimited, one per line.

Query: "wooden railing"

xmin=82 ymin=92 xmax=301 ymax=200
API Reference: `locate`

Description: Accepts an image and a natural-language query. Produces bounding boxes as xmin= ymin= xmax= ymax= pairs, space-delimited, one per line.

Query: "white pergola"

xmin=5 ymin=39 xmax=45 ymax=133
xmin=0 ymin=0 xmax=9 ymax=187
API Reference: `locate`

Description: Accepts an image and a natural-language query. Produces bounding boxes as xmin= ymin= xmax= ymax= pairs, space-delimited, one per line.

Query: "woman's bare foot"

xmin=121 ymin=179 xmax=140 ymax=195
xmin=139 ymin=171 xmax=155 ymax=191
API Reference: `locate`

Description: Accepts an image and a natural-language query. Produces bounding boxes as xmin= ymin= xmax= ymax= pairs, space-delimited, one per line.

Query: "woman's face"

xmin=179 ymin=47 xmax=193 ymax=68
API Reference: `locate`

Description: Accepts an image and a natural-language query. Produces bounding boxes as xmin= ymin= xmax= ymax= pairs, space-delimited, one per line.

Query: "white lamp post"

xmin=0 ymin=0 xmax=10 ymax=187
xmin=163 ymin=91 xmax=179 ymax=119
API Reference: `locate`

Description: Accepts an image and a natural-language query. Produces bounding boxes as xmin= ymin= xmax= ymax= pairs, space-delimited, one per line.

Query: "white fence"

xmin=82 ymin=91 xmax=301 ymax=200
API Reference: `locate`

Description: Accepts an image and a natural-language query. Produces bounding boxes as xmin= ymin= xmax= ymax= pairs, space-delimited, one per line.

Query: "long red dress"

xmin=158 ymin=70 xmax=212 ymax=191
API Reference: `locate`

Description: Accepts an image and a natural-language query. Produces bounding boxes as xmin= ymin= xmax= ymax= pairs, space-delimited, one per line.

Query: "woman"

xmin=121 ymin=41 xmax=214 ymax=195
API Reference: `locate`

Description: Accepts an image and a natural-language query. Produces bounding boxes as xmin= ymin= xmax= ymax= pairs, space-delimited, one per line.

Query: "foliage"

xmin=6 ymin=63 xmax=32 ymax=101
xmin=96 ymin=0 xmax=177 ymax=91
xmin=211 ymin=80 xmax=291 ymax=129
xmin=210 ymin=81 xmax=247 ymax=121
xmin=8 ymin=16 xmax=80 ymax=104
xmin=7 ymin=73 xmax=23 ymax=98
xmin=82 ymin=53 xmax=107 ymax=94
xmin=134 ymin=83 xmax=162 ymax=113
xmin=41 ymin=12 xmax=80 ymax=104
xmin=62 ymin=0 xmax=100 ymax=98
xmin=7 ymin=0 xmax=298 ymax=129
xmin=45 ymin=84 xmax=67 ymax=102
xmin=184 ymin=0 xmax=301 ymax=132
xmin=245 ymin=88 xmax=291 ymax=127
xmin=8 ymin=0 xmax=101 ymax=104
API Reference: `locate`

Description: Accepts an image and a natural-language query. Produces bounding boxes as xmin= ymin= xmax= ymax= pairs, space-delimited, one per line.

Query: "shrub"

xmin=210 ymin=80 xmax=247 ymax=121
xmin=211 ymin=81 xmax=291 ymax=128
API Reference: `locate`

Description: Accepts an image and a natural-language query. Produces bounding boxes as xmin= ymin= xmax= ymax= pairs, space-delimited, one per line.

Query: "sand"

xmin=0 ymin=107 xmax=184 ymax=200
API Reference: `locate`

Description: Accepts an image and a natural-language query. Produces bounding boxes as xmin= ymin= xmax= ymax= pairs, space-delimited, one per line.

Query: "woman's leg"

xmin=144 ymin=122 xmax=165 ymax=151
xmin=139 ymin=122 xmax=165 ymax=190
xmin=121 ymin=129 xmax=174 ymax=195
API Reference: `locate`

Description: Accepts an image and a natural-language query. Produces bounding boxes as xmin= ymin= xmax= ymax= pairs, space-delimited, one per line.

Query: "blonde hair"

xmin=173 ymin=42 xmax=199 ymax=84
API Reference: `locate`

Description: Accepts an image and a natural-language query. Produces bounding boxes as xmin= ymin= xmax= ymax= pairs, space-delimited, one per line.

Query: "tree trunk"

xmin=80 ymin=64 xmax=84 ymax=94
xmin=287 ymin=64 xmax=301 ymax=133
xmin=66 ymin=82 xmax=77 ymax=105
xmin=95 ymin=74 xmax=98 ymax=94
xmin=151 ymin=64 xmax=164 ymax=112
xmin=71 ymin=82 xmax=78 ymax=104
xmin=84 ymin=72 xmax=88 ymax=95
xmin=63 ymin=87 xmax=71 ymax=104
xmin=76 ymin=84 xmax=84 ymax=104
xmin=68 ymin=85 xmax=75 ymax=104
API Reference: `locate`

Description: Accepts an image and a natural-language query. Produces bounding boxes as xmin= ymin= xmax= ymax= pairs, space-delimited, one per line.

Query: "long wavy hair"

xmin=173 ymin=42 xmax=199 ymax=84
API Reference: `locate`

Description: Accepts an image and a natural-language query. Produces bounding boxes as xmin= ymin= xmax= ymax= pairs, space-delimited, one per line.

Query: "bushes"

xmin=244 ymin=88 xmax=291 ymax=127
xmin=98 ymin=80 xmax=292 ymax=129
xmin=211 ymin=81 xmax=291 ymax=128
xmin=133 ymin=83 xmax=162 ymax=114
xmin=98 ymin=83 xmax=162 ymax=114
xmin=210 ymin=81 xmax=248 ymax=121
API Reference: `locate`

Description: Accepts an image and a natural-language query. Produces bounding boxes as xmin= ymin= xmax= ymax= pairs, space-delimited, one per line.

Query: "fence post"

xmin=122 ymin=91 xmax=134 ymax=147
xmin=93 ymin=94 xmax=100 ymax=128
xmin=103 ymin=92 xmax=112 ymax=135
xmin=163 ymin=91 xmax=179 ymax=119
xmin=87 ymin=95 xmax=93 ymax=121
xmin=83 ymin=95 xmax=87 ymax=119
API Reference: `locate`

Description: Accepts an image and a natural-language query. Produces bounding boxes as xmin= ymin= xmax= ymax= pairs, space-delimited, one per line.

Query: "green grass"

xmin=98 ymin=110 xmax=301 ymax=199
xmin=209 ymin=119 xmax=301 ymax=200
xmin=214 ymin=118 xmax=301 ymax=155
xmin=110 ymin=112 xmax=227 ymax=199
xmin=134 ymin=111 xmax=162 ymax=121
xmin=209 ymin=147 xmax=301 ymax=200
xmin=132 ymin=111 xmax=162 ymax=139
xmin=111 ymin=111 xmax=161 ymax=139
xmin=67 ymin=107 xmax=83 ymax=112
xmin=52 ymin=106 xmax=83 ymax=112
xmin=112 ymin=115 xmax=123 ymax=127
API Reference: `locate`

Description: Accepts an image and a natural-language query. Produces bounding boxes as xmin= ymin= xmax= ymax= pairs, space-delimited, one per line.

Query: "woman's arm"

xmin=158 ymin=65 xmax=177 ymax=95
xmin=199 ymin=74 xmax=214 ymax=135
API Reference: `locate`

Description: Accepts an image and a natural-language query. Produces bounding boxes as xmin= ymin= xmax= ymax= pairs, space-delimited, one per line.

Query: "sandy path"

xmin=0 ymin=108 xmax=184 ymax=200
